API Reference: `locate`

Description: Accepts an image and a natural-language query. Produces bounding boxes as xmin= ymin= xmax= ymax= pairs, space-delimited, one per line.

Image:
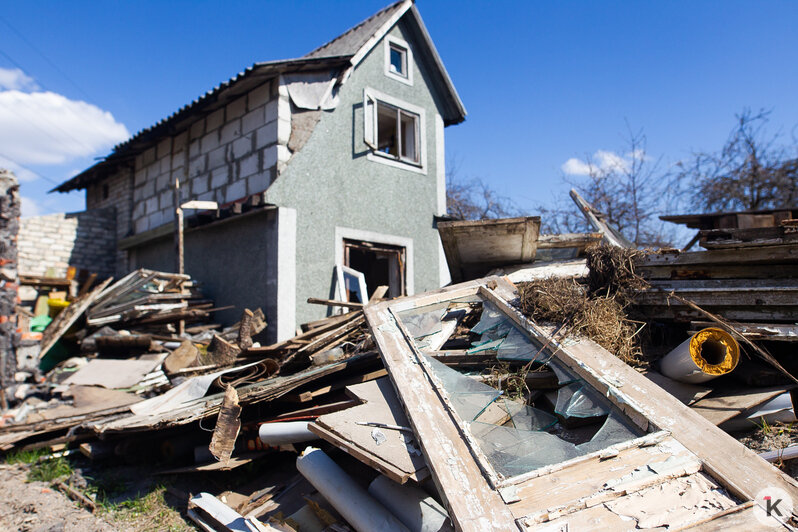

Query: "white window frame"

xmin=384 ymin=35 xmax=413 ymax=86
xmin=363 ymin=87 xmax=427 ymax=175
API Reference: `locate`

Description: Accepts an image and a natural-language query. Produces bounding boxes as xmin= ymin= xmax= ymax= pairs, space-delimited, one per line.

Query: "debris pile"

xmin=0 ymin=195 xmax=797 ymax=530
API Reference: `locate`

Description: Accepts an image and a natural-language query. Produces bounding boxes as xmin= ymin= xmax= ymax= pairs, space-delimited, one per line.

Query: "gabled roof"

xmin=305 ymin=1 xmax=409 ymax=59
xmin=53 ymin=1 xmax=465 ymax=193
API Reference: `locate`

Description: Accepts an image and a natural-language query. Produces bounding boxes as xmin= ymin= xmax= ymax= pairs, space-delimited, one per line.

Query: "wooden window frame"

xmin=364 ymin=277 xmax=797 ymax=531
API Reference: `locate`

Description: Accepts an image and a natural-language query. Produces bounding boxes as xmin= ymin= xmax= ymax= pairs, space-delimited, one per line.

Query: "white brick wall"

xmin=18 ymin=208 xmax=116 ymax=278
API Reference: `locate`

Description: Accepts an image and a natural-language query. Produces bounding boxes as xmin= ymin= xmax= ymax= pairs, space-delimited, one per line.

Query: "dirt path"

xmin=0 ymin=464 xmax=113 ymax=532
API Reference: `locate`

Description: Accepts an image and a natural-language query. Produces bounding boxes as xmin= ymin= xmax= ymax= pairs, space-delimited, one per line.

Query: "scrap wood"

xmin=202 ymin=334 xmax=241 ymax=366
xmin=38 ymin=276 xmax=113 ymax=359
xmin=307 ymin=297 xmax=364 ymax=309
xmin=209 ymin=386 xmax=242 ymax=468
xmin=237 ymin=309 xmax=255 ymax=350
xmin=188 ymin=492 xmax=287 ymax=532
xmin=368 ymin=285 xmax=390 ymax=304
xmin=690 ymin=385 xmax=793 ymax=426
xmin=53 ymin=479 xmax=96 ymax=512
xmin=248 ymin=311 xmax=362 ymax=356
xmin=308 ymin=378 xmax=429 ymax=484
xmin=163 ymin=340 xmax=200 ymax=374
xmin=88 ymin=352 xmax=379 ymax=435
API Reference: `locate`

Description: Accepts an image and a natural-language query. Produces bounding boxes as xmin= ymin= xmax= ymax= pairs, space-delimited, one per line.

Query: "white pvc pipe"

xmin=258 ymin=421 xmax=318 ymax=446
xmin=296 ymin=447 xmax=410 ymax=532
xmin=368 ymin=475 xmax=453 ymax=532
xmin=659 ymin=327 xmax=739 ymax=384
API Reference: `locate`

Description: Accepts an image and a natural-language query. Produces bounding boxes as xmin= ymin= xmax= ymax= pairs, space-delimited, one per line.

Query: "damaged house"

xmin=51 ymin=0 xmax=465 ymax=342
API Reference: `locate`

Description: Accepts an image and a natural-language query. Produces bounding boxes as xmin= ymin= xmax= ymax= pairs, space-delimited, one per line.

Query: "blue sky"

xmin=2 ymin=1 xmax=797 ymax=219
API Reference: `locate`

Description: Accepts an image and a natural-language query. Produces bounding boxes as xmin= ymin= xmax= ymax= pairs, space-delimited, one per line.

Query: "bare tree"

xmin=445 ymin=157 xmax=521 ymax=220
xmin=542 ymin=126 xmax=672 ymax=247
xmin=673 ymin=109 xmax=798 ymax=211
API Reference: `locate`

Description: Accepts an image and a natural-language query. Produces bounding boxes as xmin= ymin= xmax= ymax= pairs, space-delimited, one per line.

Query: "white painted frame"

xmin=363 ymin=87 xmax=427 ymax=175
xmin=334 ymin=226 xmax=414 ymax=296
xmin=384 ymin=35 xmax=413 ymax=86
xmin=334 ymin=264 xmax=369 ymax=305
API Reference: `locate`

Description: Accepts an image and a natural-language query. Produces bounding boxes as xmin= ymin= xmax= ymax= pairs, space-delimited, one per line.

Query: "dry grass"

xmin=518 ymin=245 xmax=648 ymax=365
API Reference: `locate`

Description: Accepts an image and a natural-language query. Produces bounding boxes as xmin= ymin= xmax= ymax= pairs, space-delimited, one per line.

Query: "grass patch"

xmin=100 ymin=486 xmax=192 ymax=532
xmin=6 ymin=448 xmax=74 ymax=483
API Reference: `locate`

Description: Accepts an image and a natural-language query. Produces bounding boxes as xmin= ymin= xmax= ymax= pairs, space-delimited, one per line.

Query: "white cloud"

xmin=0 ymin=155 xmax=38 ymax=182
xmin=561 ymin=158 xmax=592 ymax=175
xmin=0 ymin=67 xmax=38 ymax=91
xmin=561 ymin=149 xmax=645 ymax=176
xmin=20 ymin=195 xmax=42 ymax=217
xmin=0 ymin=68 xmax=129 ymax=175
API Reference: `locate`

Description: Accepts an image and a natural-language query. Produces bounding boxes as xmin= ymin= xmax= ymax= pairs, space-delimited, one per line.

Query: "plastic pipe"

xmin=659 ymin=327 xmax=739 ymax=384
xmin=296 ymin=447 xmax=410 ymax=532
xmin=368 ymin=475 xmax=453 ymax=532
xmin=258 ymin=421 xmax=318 ymax=446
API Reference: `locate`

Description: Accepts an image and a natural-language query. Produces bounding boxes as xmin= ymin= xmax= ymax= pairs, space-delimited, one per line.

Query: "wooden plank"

xmin=506 ymin=435 xmax=697 ymax=519
xmin=690 ymin=386 xmax=791 ymax=426
xmin=306 ymin=297 xmax=364 ymax=309
xmin=309 ymin=377 xmax=429 ymax=484
xmin=366 ymin=301 xmax=517 ymax=531
xmin=638 ymin=245 xmax=798 ymax=268
xmin=690 ymin=321 xmax=798 ymax=342
xmin=569 ymin=189 xmax=633 ymax=247
xmin=524 ymin=472 xmax=738 ymax=531
xmin=38 ymin=277 xmax=113 ymax=359
xmin=480 ymin=287 xmax=798 ymax=507
xmin=641 ymin=371 xmax=712 ymax=406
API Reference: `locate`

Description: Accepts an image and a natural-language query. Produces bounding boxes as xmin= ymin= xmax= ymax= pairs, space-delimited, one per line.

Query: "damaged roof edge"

xmin=50 ymin=55 xmax=352 ymax=194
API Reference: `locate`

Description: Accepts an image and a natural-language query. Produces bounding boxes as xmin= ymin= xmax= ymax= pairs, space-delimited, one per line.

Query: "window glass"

xmin=389 ymin=44 xmax=407 ymax=77
xmin=377 ymin=102 xmax=398 ymax=156
xmin=396 ymin=298 xmax=645 ymax=479
xmin=400 ymin=112 xmax=418 ymax=162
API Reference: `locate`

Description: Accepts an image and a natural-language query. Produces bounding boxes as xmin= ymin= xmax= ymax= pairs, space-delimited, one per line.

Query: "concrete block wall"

xmin=18 ymin=208 xmax=116 ymax=279
xmin=114 ymin=78 xmax=291 ymax=237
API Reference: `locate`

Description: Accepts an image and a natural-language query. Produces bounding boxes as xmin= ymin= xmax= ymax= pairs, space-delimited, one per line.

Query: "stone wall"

xmin=18 ymin=207 xmax=116 ymax=279
xmin=0 ymin=169 xmax=20 ymax=400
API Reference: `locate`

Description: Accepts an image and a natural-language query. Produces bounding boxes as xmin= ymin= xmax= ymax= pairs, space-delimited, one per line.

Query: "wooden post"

xmin=174 ymin=177 xmax=184 ymax=276
xmin=174 ymin=177 xmax=185 ymax=336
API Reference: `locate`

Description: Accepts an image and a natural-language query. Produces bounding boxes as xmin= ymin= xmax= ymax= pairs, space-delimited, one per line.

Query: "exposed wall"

xmin=266 ymin=19 xmax=449 ymax=326
xmin=87 ymin=79 xmax=290 ymax=274
xmin=130 ymin=208 xmax=290 ymax=343
xmin=0 ymin=169 xmax=20 ymax=394
xmin=17 ymin=208 xmax=116 ymax=279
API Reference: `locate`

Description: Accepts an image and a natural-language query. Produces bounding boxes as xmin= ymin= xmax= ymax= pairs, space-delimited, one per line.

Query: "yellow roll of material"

xmin=659 ymin=327 xmax=739 ymax=384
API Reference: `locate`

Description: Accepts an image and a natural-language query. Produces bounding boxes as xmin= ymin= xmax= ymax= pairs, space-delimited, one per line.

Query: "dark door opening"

xmin=343 ymin=239 xmax=406 ymax=299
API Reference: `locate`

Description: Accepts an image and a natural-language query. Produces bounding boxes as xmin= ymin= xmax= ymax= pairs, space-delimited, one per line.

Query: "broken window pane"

xmin=396 ymin=297 xmax=646 ymax=480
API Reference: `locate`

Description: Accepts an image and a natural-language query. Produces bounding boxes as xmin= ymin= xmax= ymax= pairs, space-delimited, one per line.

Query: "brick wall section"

xmin=86 ymin=168 xmax=131 ymax=274
xmin=0 ymin=169 xmax=20 ymax=397
xmin=18 ymin=207 xmax=116 ymax=279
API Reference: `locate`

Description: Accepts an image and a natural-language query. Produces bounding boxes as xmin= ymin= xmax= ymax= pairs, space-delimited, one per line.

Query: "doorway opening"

xmin=343 ymin=238 xmax=406 ymax=299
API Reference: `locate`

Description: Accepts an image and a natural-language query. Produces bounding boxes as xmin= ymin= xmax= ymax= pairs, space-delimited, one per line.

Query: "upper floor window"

xmin=384 ymin=36 xmax=413 ymax=86
xmin=364 ymin=88 xmax=426 ymax=174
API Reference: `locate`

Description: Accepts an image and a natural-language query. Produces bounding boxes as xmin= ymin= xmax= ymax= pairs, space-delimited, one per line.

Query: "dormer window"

xmin=389 ymin=43 xmax=407 ymax=77
xmin=384 ymin=36 xmax=413 ymax=86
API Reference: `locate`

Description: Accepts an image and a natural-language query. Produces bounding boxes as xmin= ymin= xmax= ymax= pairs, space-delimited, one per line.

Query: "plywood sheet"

xmin=310 ymin=377 xmax=428 ymax=484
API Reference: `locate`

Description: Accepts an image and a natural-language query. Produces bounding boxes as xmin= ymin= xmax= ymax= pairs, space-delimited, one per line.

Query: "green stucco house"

xmin=53 ymin=0 xmax=466 ymax=342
